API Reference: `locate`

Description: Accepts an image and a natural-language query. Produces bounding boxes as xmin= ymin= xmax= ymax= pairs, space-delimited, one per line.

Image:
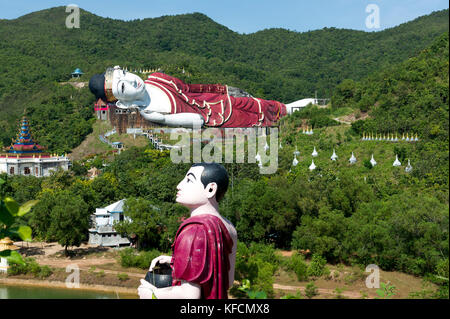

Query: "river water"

xmin=0 ymin=284 xmax=137 ymax=299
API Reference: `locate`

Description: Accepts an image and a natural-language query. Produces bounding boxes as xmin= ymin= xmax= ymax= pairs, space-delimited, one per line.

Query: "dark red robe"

xmin=170 ymin=214 xmax=234 ymax=299
xmin=145 ymin=73 xmax=287 ymax=128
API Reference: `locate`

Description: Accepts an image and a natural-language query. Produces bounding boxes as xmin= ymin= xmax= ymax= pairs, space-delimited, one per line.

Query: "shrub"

xmin=38 ymin=265 xmax=53 ymax=279
xmin=234 ymin=242 xmax=278 ymax=298
xmin=117 ymin=273 xmax=129 ymax=281
xmin=118 ymin=248 xmax=162 ymax=269
xmin=252 ymin=259 xmax=274 ymax=298
xmin=288 ymin=252 xmax=308 ymax=281
xmin=305 ymin=282 xmax=319 ymax=299
xmin=281 ymin=291 xmax=303 ymax=299
xmin=7 ymin=258 xmax=53 ymax=278
xmin=307 ymin=254 xmax=327 ymax=278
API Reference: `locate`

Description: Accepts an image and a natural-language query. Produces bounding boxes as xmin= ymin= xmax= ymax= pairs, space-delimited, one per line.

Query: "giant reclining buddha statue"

xmin=89 ymin=66 xmax=301 ymax=128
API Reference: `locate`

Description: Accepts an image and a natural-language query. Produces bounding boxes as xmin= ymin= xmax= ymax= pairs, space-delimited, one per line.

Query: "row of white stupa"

xmin=123 ymin=66 xmax=187 ymax=74
xmin=362 ymin=132 xmax=419 ymax=142
xmin=255 ymin=142 xmax=412 ymax=172
xmin=289 ymin=147 xmax=413 ymax=172
xmin=302 ymin=126 xmax=314 ymax=135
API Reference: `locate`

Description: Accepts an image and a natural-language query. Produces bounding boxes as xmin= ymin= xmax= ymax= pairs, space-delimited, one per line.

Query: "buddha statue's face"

xmin=112 ymin=69 xmax=146 ymax=102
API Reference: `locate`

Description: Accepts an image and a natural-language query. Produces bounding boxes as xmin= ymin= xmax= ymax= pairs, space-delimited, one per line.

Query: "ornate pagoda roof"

xmin=4 ymin=117 xmax=46 ymax=154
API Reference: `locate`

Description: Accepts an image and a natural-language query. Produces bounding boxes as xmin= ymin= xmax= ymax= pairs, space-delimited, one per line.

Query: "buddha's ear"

xmin=205 ymin=182 xmax=218 ymax=200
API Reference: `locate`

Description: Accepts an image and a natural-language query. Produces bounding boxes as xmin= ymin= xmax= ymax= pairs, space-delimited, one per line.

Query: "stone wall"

xmin=108 ymin=105 xmax=160 ymax=134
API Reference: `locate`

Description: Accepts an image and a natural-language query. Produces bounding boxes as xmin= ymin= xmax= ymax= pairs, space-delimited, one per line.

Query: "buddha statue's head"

xmin=89 ymin=66 xmax=146 ymax=108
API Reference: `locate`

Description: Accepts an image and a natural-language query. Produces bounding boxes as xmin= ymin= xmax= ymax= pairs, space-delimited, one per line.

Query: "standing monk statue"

xmin=89 ymin=66 xmax=288 ymax=128
xmin=137 ymin=163 xmax=237 ymax=299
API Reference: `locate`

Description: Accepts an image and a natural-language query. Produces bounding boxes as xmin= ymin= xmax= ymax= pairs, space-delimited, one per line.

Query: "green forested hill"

xmin=332 ymin=33 xmax=449 ymax=187
xmin=0 ymin=7 xmax=448 ymax=150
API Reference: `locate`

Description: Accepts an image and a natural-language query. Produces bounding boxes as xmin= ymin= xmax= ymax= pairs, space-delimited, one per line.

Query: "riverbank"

xmin=8 ymin=241 xmax=438 ymax=299
xmin=0 ymin=277 xmax=138 ymax=297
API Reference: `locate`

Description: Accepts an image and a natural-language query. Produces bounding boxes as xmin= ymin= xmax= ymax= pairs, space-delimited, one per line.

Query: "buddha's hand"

xmin=149 ymin=255 xmax=172 ymax=271
xmin=138 ymin=279 xmax=157 ymax=299
xmin=141 ymin=110 xmax=165 ymax=123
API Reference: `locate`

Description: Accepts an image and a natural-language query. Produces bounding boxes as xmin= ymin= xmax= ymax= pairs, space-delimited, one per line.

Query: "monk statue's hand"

xmin=138 ymin=279 xmax=157 ymax=299
xmin=149 ymin=255 xmax=172 ymax=271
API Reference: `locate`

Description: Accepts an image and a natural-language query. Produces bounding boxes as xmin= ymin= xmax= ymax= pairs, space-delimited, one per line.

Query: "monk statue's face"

xmin=112 ymin=69 xmax=146 ymax=102
xmin=176 ymin=166 xmax=217 ymax=208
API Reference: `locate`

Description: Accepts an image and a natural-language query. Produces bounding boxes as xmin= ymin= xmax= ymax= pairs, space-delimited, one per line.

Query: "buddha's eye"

xmin=121 ymin=83 xmax=125 ymax=93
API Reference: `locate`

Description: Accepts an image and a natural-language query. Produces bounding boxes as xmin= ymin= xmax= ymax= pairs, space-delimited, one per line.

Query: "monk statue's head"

xmin=176 ymin=163 xmax=229 ymax=209
xmin=89 ymin=66 xmax=146 ymax=108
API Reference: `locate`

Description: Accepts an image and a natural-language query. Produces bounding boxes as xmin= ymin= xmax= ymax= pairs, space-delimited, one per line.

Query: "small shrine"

xmin=0 ymin=117 xmax=70 ymax=177
xmin=311 ymin=146 xmax=318 ymax=157
xmin=71 ymin=68 xmax=84 ymax=78
xmin=0 ymin=237 xmax=19 ymax=273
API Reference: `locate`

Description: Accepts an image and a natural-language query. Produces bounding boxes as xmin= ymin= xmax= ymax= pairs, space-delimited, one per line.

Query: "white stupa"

xmin=292 ymin=155 xmax=299 ymax=167
xmin=349 ymin=152 xmax=357 ymax=164
xmin=405 ymin=159 xmax=413 ymax=173
xmin=330 ymin=149 xmax=338 ymax=161
xmin=312 ymin=147 xmax=318 ymax=157
xmin=309 ymin=159 xmax=316 ymax=171
xmin=393 ymin=155 xmax=401 ymax=167
xmin=255 ymin=152 xmax=261 ymax=163
xmin=370 ymin=154 xmax=377 ymax=167
xmin=264 ymin=142 xmax=270 ymax=152
xmin=293 ymin=147 xmax=300 ymax=157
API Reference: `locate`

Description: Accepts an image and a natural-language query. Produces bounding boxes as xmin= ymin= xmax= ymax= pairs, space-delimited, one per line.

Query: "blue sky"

xmin=0 ymin=0 xmax=448 ymax=34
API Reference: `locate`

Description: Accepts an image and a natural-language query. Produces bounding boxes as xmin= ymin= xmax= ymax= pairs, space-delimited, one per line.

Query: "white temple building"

xmin=88 ymin=199 xmax=131 ymax=247
xmin=0 ymin=117 xmax=70 ymax=177
xmin=285 ymin=98 xmax=318 ymax=114
xmin=311 ymin=147 xmax=318 ymax=157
